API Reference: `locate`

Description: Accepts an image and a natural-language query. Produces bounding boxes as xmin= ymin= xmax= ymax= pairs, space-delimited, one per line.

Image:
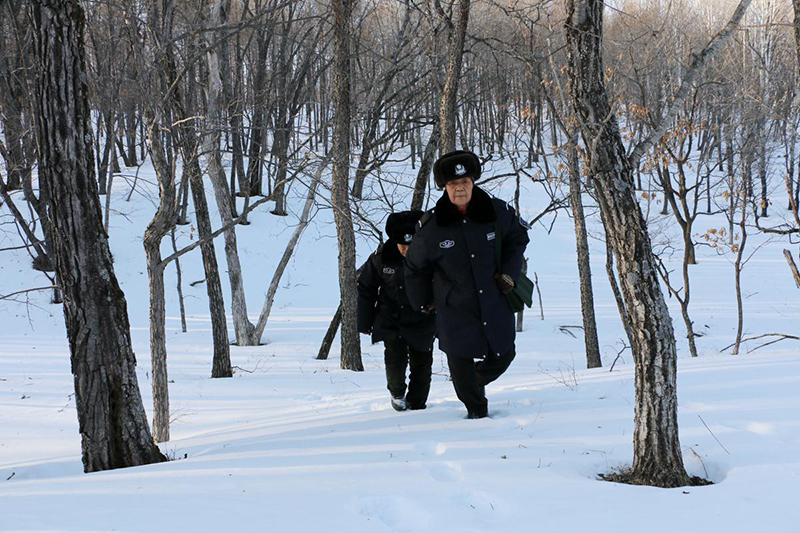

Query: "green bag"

xmin=492 ymin=214 xmax=533 ymax=313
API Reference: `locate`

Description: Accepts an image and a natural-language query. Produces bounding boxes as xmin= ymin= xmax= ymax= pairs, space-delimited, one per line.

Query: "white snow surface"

xmin=0 ymin=160 xmax=798 ymax=532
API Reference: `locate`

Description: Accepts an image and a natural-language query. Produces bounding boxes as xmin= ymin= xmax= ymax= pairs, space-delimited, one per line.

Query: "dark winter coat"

xmin=357 ymin=241 xmax=436 ymax=352
xmin=405 ymin=186 xmax=530 ymax=359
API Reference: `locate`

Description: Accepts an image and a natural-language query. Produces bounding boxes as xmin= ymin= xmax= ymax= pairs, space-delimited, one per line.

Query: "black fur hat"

xmin=433 ymin=150 xmax=481 ymax=188
xmin=386 ymin=210 xmax=423 ymax=243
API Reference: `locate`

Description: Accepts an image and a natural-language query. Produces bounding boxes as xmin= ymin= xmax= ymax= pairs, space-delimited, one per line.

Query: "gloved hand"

xmin=494 ymin=271 xmax=515 ymax=295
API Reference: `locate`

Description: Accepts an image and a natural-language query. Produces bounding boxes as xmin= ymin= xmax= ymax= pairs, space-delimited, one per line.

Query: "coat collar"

xmin=434 ymin=185 xmax=496 ymax=226
xmin=380 ymin=240 xmax=404 ymax=265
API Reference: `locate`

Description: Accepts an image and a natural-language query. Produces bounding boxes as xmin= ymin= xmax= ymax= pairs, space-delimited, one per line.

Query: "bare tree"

xmin=332 ymin=0 xmax=363 ymax=371
xmin=564 ymin=0 xmax=752 ymax=487
xmin=202 ymin=0 xmax=258 ymax=346
xmin=142 ymin=115 xmax=177 ymax=442
xmin=567 ymin=144 xmax=601 ymax=368
xmin=30 ymin=0 xmax=165 ymax=471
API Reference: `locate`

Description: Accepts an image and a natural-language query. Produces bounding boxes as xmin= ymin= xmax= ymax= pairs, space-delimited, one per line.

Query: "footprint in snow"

xmin=351 ymin=495 xmax=431 ymax=532
xmin=426 ymin=461 xmax=464 ymax=482
xmin=450 ymin=488 xmax=507 ymax=522
xmin=413 ymin=441 xmax=448 ymax=456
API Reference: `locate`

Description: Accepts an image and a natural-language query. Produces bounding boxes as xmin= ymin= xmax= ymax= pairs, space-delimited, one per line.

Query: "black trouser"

xmin=384 ymin=338 xmax=433 ymax=409
xmin=447 ymin=346 xmax=516 ymax=416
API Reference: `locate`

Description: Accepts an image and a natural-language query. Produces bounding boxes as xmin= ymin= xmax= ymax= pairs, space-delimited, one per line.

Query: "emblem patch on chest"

xmin=486 ymin=232 xmax=496 ymax=241
xmin=439 ymin=240 xmax=455 ymax=249
xmin=382 ymin=267 xmax=395 ymax=275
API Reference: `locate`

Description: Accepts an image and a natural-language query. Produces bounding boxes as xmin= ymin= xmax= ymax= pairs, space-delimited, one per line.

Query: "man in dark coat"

xmin=357 ymin=211 xmax=436 ymax=411
xmin=405 ymin=150 xmax=529 ymax=418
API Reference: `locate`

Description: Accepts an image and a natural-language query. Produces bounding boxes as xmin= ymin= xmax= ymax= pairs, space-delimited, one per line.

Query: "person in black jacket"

xmin=405 ymin=150 xmax=529 ymax=419
xmin=357 ymin=211 xmax=436 ymax=411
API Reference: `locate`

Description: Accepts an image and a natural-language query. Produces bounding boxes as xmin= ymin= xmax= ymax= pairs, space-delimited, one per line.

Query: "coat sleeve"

xmin=404 ymin=228 xmax=433 ymax=312
xmin=356 ymin=254 xmax=380 ymax=334
xmin=499 ymin=201 xmax=530 ymax=282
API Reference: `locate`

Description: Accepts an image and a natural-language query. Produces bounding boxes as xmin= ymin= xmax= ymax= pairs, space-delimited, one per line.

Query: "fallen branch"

xmin=558 ymin=325 xmax=583 ymax=338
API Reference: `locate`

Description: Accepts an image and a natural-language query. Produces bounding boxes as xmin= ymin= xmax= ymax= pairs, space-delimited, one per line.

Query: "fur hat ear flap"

xmin=433 ymin=150 xmax=481 ymax=188
xmin=386 ymin=210 xmax=424 ymax=243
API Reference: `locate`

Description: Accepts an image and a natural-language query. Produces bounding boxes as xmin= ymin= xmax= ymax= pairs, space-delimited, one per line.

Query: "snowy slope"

xmin=0 ymin=160 xmax=798 ymax=532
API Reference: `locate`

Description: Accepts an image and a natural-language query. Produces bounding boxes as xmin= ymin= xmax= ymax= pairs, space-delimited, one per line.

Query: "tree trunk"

xmin=270 ymin=124 xmax=292 ymax=216
xmin=125 ymin=104 xmax=138 ymax=167
xmin=794 ymin=0 xmax=800 ymax=77
xmin=0 ymin=61 xmax=27 ymax=191
xmin=565 ymin=0 xmax=689 ymax=487
xmin=332 ymin=0 xmax=363 ymax=371
xmin=221 ymin=32 xmax=247 ymax=201
xmin=732 ymin=186 xmax=748 ymax=355
xmin=568 ymin=144 xmax=601 ymax=368
xmin=245 ymin=32 xmax=272 ymax=197
xmin=31 ymin=0 xmax=165 ymax=471
xmin=170 ymin=228 xmax=188 ymax=333
xmin=97 ymin=111 xmax=116 ymax=195
xmin=603 ymin=235 xmax=634 ymax=348
xmin=317 ymin=304 xmax=342 ymax=360
xmin=203 ymin=0 xmax=257 ymax=346
xmin=187 ymin=156 xmax=233 ymax=378
xmin=438 ymin=0 xmax=470 ymax=154
xmin=143 ymin=115 xmax=177 ymax=443
xmin=410 ymin=126 xmax=440 ymax=211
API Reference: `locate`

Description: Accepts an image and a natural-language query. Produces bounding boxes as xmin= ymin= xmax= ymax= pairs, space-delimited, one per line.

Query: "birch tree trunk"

xmin=565 ymin=0 xmax=689 ymax=487
xmin=203 ymin=0 xmax=257 ymax=346
xmin=332 ymin=0 xmax=363 ymax=371
xmin=565 ymin=0 xmax=751 ymax=487
xmin=31 ymin=0 xmax=165 ymax=471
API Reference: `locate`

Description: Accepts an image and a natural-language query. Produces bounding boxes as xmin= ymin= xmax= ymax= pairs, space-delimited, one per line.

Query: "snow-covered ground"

xmin=0 ymin=159 xmax=798 ymax=532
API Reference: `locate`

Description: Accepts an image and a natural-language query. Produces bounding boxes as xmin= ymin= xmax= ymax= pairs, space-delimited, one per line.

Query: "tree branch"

xmin=628 ymin=0 xmax=753 ymax=167
xmin=159 ymin=194 xmax=273 ymax=268
xmin=0 ymin=286 xmax=58 ymax=301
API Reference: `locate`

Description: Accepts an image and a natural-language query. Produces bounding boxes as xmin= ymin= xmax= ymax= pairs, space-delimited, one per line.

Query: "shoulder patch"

xmin=417 ymin=209 xmax=434 ymax=230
